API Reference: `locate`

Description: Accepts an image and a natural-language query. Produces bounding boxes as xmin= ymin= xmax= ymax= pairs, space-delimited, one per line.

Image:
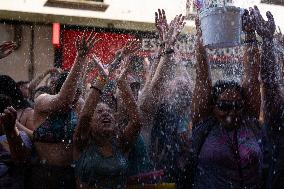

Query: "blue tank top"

xmin=127 ymin=134 xmax=152 ymax=176
xmin=74 ymin=140 xmax=128 ymax=189
xmin=33 ymin=111 xmax=77 ymax=143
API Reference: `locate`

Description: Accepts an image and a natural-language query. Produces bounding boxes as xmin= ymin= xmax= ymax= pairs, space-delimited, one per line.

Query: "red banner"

xmin=62 ymin=30 xmax=137 ymax=70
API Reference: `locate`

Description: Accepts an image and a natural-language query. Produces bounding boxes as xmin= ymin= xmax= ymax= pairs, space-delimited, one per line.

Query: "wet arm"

xmin=191 ymin=34 xmax=212 ymax=125
xmin=73 ymin=81 xmax=105 ymax=152
xmin=260 ymin=39 xmax=283 ymax=124
xmin=5 ymin=128 xmax=31 ymax=164
xmin=138 ymin=52 xmax=174 ymax=119
xmin=117 ymin=78 xmax=143 ymax=152
xmin=15 ymin=120 xmax=33 ymax=138
xmin=242 ymin=41 xmax=261 ymax=118
xmin=35 ymin=55 xmax=86 ymax=113
xmin=138 ymin=50 xmax=163 ymax=123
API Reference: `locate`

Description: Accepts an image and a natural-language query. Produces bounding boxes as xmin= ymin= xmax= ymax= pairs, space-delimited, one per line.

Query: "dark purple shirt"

xmin=193 ymin=117 xmax=263 ymax=189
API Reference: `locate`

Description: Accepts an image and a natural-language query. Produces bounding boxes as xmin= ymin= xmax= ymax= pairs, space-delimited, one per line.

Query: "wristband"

xmin=161 ymin=48 xmax=175 ymax=56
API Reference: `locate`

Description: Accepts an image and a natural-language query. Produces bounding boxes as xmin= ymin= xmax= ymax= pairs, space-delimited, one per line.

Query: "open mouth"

xmin=101 ymin=117 xmax=112 ymax=124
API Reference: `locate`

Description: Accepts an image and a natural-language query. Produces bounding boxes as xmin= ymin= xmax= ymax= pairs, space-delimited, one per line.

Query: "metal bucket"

xmin=200 ymin=6 xmax=242 ymax=48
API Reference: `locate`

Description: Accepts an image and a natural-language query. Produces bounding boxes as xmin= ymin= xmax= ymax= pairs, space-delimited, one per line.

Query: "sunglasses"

xmin=215 ymin=100 xmax=244 ymax=112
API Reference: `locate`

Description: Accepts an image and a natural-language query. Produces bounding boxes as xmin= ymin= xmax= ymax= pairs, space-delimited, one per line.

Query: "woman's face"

xmin=213 ymin=89 xmax=244 ymax=129
xmin=91 ymin=103 xmax=116 ymax=138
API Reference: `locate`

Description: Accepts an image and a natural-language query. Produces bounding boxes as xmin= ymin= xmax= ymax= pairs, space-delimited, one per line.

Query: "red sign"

xmin=52 ymin=23 xmax=60 ymax=47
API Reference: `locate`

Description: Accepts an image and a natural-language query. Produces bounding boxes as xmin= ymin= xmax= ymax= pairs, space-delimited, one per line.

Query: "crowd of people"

xmin=1 ymin=5 xmax=284 ymax=189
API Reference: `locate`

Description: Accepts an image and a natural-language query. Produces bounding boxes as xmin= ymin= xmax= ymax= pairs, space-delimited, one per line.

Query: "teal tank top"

xmin=33 ymin=111 xmax=77 ymax=143
xmin=74 ymin=140 xmax=128 ymax=189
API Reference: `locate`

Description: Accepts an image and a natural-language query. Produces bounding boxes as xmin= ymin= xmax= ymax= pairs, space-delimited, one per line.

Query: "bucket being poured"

xmin=200 ymin=6 xmax=243 ymax=48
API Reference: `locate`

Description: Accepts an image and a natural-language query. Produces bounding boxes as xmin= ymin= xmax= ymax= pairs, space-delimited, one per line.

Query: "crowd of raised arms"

xmin=1 ymin=5 xmax=284 ymax=189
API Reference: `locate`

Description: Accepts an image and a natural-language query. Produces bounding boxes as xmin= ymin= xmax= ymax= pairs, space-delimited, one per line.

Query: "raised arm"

xmin=149 ymin=11 xmax=185 ymax=99
xmin=139 ymin=10 xmax=185 ymax=116
xmin=117 ymin=59 xmax=143 ymax=152
xmin=253 ymin=6 xmax=282 ymax=125
xmin=35 ymin=32 xmax=98 ymax=113
xmin=73 ymin=74 xmax=107 ymax=153
xmin=81 ymin=56 xmax=104 ymax=99
xmin=191 ymin=16 xmax=212 ymax=125
xmin=241 ymin=9 xmax=261 ymax=119
xmin=0 ymin=107 xmax=31 ymax=164
xmin=0 ymin=41 xmax=17 ymax=59
xmin=108 ymin=40 xmax=140 ymax=77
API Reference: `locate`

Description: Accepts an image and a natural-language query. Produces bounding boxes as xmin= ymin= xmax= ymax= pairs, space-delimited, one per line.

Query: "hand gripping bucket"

xmin=200 ymin=6 xmax=243 ymax=48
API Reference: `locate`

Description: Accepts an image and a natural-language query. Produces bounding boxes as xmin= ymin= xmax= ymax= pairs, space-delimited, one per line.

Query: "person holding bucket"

xmin=191 ymin=8 xmax=263 ymax=189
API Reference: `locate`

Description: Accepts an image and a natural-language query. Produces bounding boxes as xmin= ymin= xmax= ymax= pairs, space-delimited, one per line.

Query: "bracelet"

xmin=90 ymin=86 xmax=103 ymax=94
xmin=161 ymin=48 xmax=175 ymax=56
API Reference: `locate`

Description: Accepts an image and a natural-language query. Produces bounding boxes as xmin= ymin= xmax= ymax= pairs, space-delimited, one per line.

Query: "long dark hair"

xmin=0 ymin=75 xmax=30 ymax=110
xmin=212 ymin=80 xmax=244 ymax=104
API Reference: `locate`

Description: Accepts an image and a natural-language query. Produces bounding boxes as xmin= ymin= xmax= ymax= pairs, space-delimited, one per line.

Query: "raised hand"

xmin=120 ymin=39 xmax=141 ymax=57
xmin=0 ymin=41 xmax=17 ymax=59
xmin=117 ymin=56 xmax=134 ymax=84
xmin=242 ymin=8 xmax=256 ymax=34
xmin=75 ymin=32 xmax=101 ymax=59
xmin=108 ymin=39 xmax=140 ymax=76
xmin=253 ymin=6 xmax=275 ymax=39
xmin=0 ymin=106 xmax=17 ymax=134
xmin=155 ymin=9 xmax=169 ymax=42
xmin=164 ymin=14 xmax=186 ymax=50
xmin=91 ymin=56 xmax=109 ymax=80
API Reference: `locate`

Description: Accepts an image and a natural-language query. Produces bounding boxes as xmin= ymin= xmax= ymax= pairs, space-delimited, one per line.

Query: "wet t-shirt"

xmin=193 ymin=117 xmax=262 ymax=189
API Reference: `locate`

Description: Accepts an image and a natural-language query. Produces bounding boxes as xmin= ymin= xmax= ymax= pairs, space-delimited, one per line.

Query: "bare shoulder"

xmin=34 ymin=93 xmax=53 ymax=105
xmin=34 ymin=93 xmax=58 ymax=113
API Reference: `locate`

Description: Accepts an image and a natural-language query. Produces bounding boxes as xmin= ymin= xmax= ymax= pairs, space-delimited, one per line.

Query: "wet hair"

xmin=212 ymin=80 xmax=244 ymax=104
xmin=35 ymin=86 xmax=52 ymax=95
xmin=16 ymin=81 xmax=29 ymax=88
xmin=54 ymin=72 xmax=69 ymax=94
xmin=0 ymin=94 xmax=12 ymax=113
xmin=0 ymin=75 xmax=30 ymax=110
